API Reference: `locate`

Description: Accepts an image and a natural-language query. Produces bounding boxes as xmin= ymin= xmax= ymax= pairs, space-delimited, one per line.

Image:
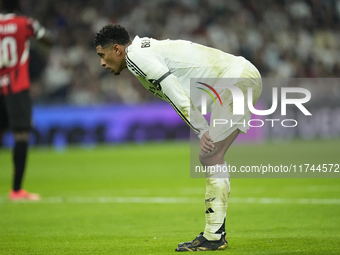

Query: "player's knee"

xmin=199 ymin=149 xmax=223 ymax=166
xmin=199 ymin=152 xmax=210 ymax=166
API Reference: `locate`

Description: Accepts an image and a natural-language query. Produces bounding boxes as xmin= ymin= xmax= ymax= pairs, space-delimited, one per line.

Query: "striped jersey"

xmin=125 ymin=36 xmax=249 ymax=137
xmin=0 ymin=13 xmax=46 ymax=96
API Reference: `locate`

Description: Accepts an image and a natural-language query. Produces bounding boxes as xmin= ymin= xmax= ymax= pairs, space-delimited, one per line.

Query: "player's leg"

xmin=176 ymin=130 xmax=240 ymax=252
xmin=5 ymin=90 xmax=40 ymax=200
xmin=199 ymin=63 xmax=262 ymax=243
xmin=199 ymin=128 xmax=239 ymax=167
xmin=176 ymin=63 xmax=262 ymax=252
xmin=0 ymin=130 xmax=3 ymax=144
xmin=0 ymin=128 xmax=5 ymax=145
xmin=0 ymin=95 xmax=7 ymax=145
xmin=198 ymin=129 xmax=239 ymax=248
xmin=12 ymin=130 xmax=30 ymax=191
xmin=9 ymin=129 xmax=39 ymax=200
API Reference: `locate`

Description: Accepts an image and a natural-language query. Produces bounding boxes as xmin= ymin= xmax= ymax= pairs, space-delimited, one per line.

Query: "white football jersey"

xmin=126 ymin=35 xmax=249 ymax=137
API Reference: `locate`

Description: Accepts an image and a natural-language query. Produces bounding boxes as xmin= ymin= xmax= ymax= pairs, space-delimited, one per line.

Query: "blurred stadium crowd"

xmin=23 ymin=0 xmax=340 ymax=105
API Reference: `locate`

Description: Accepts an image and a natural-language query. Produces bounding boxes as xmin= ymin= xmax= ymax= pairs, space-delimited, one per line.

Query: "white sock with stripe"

xmin=203 ymin=161 xmax=230 ymax=241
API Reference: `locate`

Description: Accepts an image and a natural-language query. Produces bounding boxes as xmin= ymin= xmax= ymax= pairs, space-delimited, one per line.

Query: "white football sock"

xmin=203 ymin=162 xmax=230 ymax=241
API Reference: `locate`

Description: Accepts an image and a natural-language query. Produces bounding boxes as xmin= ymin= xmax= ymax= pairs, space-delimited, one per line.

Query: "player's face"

xmin=96 ymin=44 xmax=125 ymax=75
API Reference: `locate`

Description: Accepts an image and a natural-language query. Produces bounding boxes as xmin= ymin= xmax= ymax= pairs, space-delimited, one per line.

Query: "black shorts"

xmin=0 ymin=90 xmax=32 ymax=131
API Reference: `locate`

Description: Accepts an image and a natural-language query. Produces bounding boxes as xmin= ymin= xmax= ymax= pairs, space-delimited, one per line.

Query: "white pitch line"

xmin=0 ymin=197 xmax=340 ymax=204
xmin=0 ymin=196 xmax=202 ymax=204
xmin=230 ymin=197 xmax=340 ymax=205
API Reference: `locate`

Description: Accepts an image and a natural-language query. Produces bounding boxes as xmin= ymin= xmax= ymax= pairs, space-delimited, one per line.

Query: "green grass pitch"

xmin=0 ymin=139 xmax=340 ymax=254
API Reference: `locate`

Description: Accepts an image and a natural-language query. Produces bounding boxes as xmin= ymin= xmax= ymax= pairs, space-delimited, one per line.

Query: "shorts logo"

xmin=197 ymin=82 xmax=222 ymax=115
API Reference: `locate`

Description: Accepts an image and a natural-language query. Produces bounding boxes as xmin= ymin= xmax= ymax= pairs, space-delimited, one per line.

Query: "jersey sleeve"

xmin=161 ymin=73 xmax=210 ymax=137
xmin=127 ymin=50 xmax=210 ymax=137
xmin=26 ymin=18 xmax=46 ymax=39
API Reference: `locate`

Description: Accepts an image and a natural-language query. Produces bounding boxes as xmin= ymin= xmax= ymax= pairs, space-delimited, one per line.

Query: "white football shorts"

xmin=208 ymin=61 xmax=262 ymax=143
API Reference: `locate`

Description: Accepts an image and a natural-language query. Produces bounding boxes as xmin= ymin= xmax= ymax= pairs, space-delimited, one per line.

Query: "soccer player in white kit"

xmin=95 ymin=24 xmax=262 ymax=252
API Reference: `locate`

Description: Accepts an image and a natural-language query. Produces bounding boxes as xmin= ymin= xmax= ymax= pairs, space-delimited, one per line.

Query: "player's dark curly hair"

xmin=1 ymin=0 xmax=21 ymax=13
xmin=94 ymin=24 xmax=131 ymax=48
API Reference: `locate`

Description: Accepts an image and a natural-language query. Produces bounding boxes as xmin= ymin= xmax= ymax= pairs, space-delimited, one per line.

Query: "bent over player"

xmin=94 ymin=24 xmax=262 ymax=252
xmin=0 ymin=0 xmax=52 ymax=200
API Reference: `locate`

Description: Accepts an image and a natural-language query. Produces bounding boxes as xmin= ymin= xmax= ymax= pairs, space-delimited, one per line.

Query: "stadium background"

xmin=2 ymin=0 xmax=340 ymax=146
xmin=1 ymin=1 xmax=340 ymax=254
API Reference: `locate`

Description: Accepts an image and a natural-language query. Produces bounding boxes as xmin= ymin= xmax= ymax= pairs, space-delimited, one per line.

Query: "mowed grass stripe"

xmin=0 ymin=141 xmax=340 ymax=254
xmin=1 ymin=196 xmax=340 ymax=204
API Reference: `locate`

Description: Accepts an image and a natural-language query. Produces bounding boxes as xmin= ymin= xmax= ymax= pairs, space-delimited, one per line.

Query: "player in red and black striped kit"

xmin=0 ymin=0 xmax=52 ymax=200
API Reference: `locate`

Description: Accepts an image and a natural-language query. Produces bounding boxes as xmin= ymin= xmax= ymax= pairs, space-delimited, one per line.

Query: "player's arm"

xmin=36 ymin=30 xmax=53 ymax=47
xmin=27 ymin=18 xmax=54 ymax=47
xmin=127 ymin=51 xmax=210 ymax=138
xmin=161 ymin=74 xmax=210 ymax=136
xmin=161 ymin=74 xmax=215 ymax=153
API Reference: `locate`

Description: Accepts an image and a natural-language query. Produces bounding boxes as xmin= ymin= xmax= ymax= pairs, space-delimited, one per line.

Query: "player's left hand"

xmin=200 ymin=131 xmax=215 ymax=153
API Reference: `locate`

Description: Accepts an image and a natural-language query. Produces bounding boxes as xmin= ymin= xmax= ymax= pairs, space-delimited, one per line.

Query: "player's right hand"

xmin=200 ymin=131 xmax=215 ymax=153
